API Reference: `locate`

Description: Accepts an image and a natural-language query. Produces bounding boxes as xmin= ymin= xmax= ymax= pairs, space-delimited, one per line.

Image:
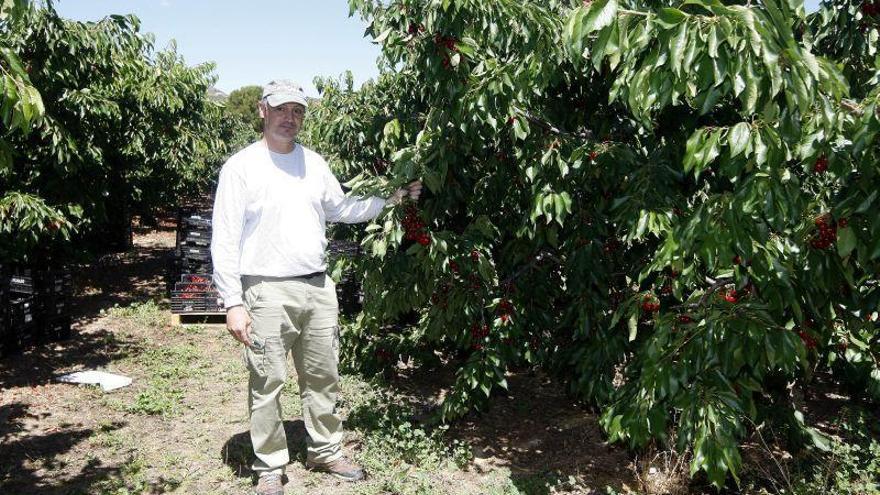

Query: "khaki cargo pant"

xmin=242 ymin=274 xmax=342 ymax=475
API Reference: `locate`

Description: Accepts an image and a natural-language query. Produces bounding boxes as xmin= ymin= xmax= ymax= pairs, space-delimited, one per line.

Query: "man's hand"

xmin=388 ymin=180 xmax=424 ymax=205
xmin=226 ymin=305 xmax=253 ymax=346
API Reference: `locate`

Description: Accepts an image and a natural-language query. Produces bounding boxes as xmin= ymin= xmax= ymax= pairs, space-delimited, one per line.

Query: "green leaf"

xmin=372 ymin=27 xmax=392 ymax=43
xmin=707 ymin=24 xmax=719 ymax=58
xmin=627 ymin=314 xmax=638 ymax=341
xmin=728 ymin=122 xmax=750 ymax=158
xmin=837 ymin=227 xmax=856 ymax=258
xmin=655 ymin=8 xmax=688 ymax=29
xmin=671 ymin=22 xmax=689 ymax=77
xmin=565 ymin=7 xmax=588 ymax=57
xmin=855 ymin=190 xmax=877 ymax=214
xmin=583 ymin=0 xmax=618 ymax=34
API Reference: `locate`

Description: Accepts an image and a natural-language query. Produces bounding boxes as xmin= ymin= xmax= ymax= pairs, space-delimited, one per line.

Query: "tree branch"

xmin=683 ymin=277 xmax=734 ymax=309
xmin=513 ymin=106 xmax=595 ymax=141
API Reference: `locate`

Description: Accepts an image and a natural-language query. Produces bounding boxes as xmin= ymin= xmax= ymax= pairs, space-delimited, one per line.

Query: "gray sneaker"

xmin=255 ymin=472 xmax=283 ymax=495
xmin=305 ymin=457 xmax=366 ymax=482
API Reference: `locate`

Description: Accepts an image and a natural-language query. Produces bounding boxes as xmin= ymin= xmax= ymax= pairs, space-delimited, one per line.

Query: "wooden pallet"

xmin=170 ymin=312 xmax=226 ymax=326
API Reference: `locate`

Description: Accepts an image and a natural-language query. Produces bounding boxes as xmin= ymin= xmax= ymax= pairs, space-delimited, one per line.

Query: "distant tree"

xmin=225 ymin=85 xmax=263 ymax=133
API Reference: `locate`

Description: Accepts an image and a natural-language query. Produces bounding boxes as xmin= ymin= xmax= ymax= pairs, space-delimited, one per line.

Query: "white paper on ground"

xmin=57 ymin=370 xmax=133 ymax=392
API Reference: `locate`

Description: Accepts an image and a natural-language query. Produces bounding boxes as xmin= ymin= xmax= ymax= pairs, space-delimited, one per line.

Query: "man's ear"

xmin=258 ymin=101 xmax=266 ymax=119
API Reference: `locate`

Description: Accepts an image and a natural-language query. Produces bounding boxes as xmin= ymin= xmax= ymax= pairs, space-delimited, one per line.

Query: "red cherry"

xmin=733 ymin=255 xmax=742 ymax=265
xmin=677 ymin=315 xmax=693 ymax=324
xmin=723 ymin=289 xmax=738 ymax=303
xmin=813 ymin=155 xmax=829 ymax=173
xmin=589 ymin=151 xmax=598 ymax=161
xmin=641 ymin=299 xmax=660 ymax=312
xmin=798 ymin=330 xmax=817 ymax=350
xmin=838 ymin=217 xmax=848 ymax=228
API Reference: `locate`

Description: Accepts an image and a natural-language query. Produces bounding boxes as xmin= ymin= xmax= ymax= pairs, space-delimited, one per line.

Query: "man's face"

xmin=259 ymin=101 xmax=305 ymax=143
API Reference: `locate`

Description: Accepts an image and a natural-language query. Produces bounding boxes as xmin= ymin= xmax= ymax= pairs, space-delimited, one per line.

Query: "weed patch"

xmin=91 ymin=455 xmax=181 ymax=495
xmin=105 ymin=300 xmax=166 ymax=329
xmin=744 ymin=406 xmax=880 ymax=495
xmin=122 ymin=343 xmax=204 ymax=417
xmin=345 ymin=384 xmax=472 ymax=472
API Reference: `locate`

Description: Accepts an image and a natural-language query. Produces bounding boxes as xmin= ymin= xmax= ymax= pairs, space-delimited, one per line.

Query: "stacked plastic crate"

xmin=170 ymin=210 xmax=224 ymax=318
xmin=2 ymin=265 xmax=72 ymax=354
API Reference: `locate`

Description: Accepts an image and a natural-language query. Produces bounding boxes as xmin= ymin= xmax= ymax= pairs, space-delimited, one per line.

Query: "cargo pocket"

xmin=244 ymin=337 xmax=268 ymax=377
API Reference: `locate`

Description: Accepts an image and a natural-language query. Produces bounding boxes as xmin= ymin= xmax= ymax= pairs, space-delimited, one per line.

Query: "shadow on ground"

xmin=0 ymin=327 xmax=138 ymax=390
xmin=368 ymin=365 xmax=637 ymax=493
xmin=0 ymin=402 xmax=130 ymax=495
xmin=70 ymin=238 xmax=175 ymax=327
xmin=222 ymin=420 xmax=308 ymax=481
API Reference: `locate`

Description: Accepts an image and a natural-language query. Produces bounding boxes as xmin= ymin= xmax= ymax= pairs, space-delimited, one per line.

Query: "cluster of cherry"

xmin=402 ymin=205 xmax=431 ymax=246
xmin=811 ymin=215 xmax=844 ymax=250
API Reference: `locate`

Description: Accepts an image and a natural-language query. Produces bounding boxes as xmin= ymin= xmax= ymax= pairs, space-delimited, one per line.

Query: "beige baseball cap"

xmin=261 ymin=79 xmax=308 ymax=108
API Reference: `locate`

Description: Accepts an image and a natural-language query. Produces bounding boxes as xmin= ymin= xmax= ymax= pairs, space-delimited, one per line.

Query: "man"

xmin=211 ymin=80 xmax=421 ymax=495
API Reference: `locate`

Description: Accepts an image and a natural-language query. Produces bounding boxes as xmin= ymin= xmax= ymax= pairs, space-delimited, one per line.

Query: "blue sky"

xmin=55 ymin=1 xmax=383 ymax=97
xmin=56 ymin=1 xmax=823 ymax=98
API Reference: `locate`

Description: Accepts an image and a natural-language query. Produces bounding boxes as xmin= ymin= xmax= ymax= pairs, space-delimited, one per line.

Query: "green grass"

xmin=126 ymin=344 xmax=201 ymax=416
xmin=102 ymin=342 xmax=205 ymax=417
xmin=105 ymin=300 xmax=167 ymax=329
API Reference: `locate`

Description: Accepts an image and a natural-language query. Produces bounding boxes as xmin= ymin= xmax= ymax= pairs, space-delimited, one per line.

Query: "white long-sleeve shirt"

xmin=211 ymin=140 xmax=386 ymax=308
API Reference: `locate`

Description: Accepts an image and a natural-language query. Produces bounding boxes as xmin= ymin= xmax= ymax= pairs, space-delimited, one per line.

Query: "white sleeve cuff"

xmin=223 ymin=294 xmax=243 ymax=309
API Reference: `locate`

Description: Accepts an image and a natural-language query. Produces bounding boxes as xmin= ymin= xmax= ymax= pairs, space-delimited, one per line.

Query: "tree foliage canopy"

xmin=306 ymin=0 xmax=880 ymax=487
xmin=225 ymin=84 xmax=263 ymax=134
xmin=0 ymin=3 xmax=255 ymax=260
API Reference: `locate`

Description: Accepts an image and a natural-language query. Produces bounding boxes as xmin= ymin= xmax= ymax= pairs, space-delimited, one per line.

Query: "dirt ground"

xmin=0 ymin=226 xmax=644 ymax=495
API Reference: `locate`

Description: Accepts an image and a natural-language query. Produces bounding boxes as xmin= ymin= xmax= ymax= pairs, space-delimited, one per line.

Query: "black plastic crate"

xmin=171 ymin=291 xmax=207 ymax=313
xmin=45 ymin=316 xmax=72 ymax=342
xmin=42 ymin=298 xmax=70 ymax=319
xmin=177 ymin=228 xmax=211 ymax=246
xmin=9 ymin=274 xmax=35 ymax=294
xmin=180 ymin=273 xmax=213 ymax=284
xmin=174 ymin=281 xmax=213 ymax=293
xmin=179 ymin=261 xmax=213 ymax=275
xmin=328 ymin=240 xmax=361 ymax=259
xmin=7 ymin=268 xmax=72 ymax=297
xmin=204 ymin=294 xmax=225 ymax=312
xmin=9 ymin=296 xmax=36 ymax=325
xmin=181 ymin=246 xmax=211 ymax=258
xmin=180 ymin=238 xmax=210 ymax=249
xmin=183 ymin=229 xmax=211 ymax=238
xmin=2 ymin=321 xmax=40 ymax=352
xmin=39 ymin=270 xmax=73 ymax=295
xmin=181 ymin=215 xmax=212 ymax=231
